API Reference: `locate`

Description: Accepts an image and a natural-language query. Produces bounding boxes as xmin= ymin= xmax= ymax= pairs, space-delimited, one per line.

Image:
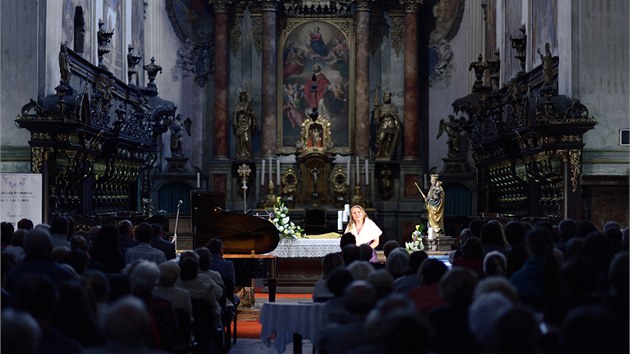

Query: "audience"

xmin=384 ymin=247 xmax=409 ymax=279
xmin=483 ymin=250 xmax=507 ymax=276
xmin=124 ymin=222 xmax=166 ymax=265
xmin=428 ymin=267 xmax=481 ymax=353
xmin=5 ymin=227 xmax=76 ymax=294
xmin=82 ymin=296 xmax=169 ymax=354
xmin=1 ymin=308 xmax=41 ymax=354
xmin=88 ymin=225 xmax=125 ymax=274
xmin=313 ymin=252 xmax=345 ymax=302
xmin=318 ymin=280 xmax=377 ymax=354
xmin=49 ymin=215 xmax=71 ymax=249
xmin=116 ymin=219 xmax=137 ymax=255
xmin=494 ymin=306 xmax=543 ymax=354
xmin=393 ymin=250 xmax=427 ymax=293
xmin=1 ymin=215 xmax=627 ymax=354
xmin=150 ymin=223 xmax=176 ymax=260
xmin=408 ymin=258 xmax=448 ymax=314
xmin=510 ymin=227 xmax=563 ymax=311
xmin=321 ymin=267 xmax=354 ymax=325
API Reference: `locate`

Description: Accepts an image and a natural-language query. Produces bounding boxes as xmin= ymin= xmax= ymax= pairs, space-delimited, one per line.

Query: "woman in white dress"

xmin=345 ymin=205 xmax=382 ymax=263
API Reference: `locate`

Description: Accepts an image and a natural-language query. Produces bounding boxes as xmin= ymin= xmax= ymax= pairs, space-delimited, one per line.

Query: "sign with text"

xmin=0 ymin=173 xmax=43 ymax=226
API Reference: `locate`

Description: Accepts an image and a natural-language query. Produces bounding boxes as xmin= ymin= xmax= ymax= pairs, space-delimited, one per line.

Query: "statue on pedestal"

xmin=437 ymin=115 xmax=465 ymax=158
xmin=169 ymin=114 xmax=191 ymax=158
xmin=417 ymin=174 xmax=445 ymax=240
xmin=373 ymin=90 xmax=401 ymax=160
xmin=233 ymin=90 xmax=256 ymax=159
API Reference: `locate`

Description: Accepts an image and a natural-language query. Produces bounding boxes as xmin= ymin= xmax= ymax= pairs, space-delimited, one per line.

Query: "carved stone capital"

xmin=356 ymin=0 xmax=374 ymax=11
xmin=259 ymin=0 xmax=279 ymax=12
xmin=210 ymin=0 xmax=231 ymax=13
xmin=401 ymin=0 xmax=423 ymax=13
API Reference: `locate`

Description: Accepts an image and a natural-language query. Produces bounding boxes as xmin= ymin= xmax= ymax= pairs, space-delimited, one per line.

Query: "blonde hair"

xmin=348 ymin=205 xmax=369 ymax=229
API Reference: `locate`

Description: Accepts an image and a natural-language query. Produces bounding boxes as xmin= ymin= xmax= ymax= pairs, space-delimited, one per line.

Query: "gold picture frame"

xmin=277 ymin=18 xmax=355 ymax=155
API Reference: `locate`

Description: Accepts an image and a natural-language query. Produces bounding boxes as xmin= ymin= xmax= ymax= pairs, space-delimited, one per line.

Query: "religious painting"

xmin=278 ymin=19 xmax=354 ymax=154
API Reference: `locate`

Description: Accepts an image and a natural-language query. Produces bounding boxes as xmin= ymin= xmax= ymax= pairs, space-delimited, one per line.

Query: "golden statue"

xmin=233 ymin=90 xmax=256 ymax=159
xmin=416 ymin=175 xmax=445 ymax=239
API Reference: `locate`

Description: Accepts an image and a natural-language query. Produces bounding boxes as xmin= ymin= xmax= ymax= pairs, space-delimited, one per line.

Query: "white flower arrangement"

xmin=405 ymin=224 xmax=425 ymax=251
xmin=269 ymin=197 xmax=304 ymax=240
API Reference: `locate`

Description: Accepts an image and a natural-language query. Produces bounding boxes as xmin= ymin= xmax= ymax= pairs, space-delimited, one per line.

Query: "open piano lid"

xmin=191 ymin=192 xmax=280 ymax=254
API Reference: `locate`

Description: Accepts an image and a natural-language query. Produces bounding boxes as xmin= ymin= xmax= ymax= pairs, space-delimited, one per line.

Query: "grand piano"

xmin=191 ymin=192 xmax=280 ymax=302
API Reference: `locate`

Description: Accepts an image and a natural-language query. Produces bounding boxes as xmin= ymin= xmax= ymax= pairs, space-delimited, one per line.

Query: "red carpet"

xmin=237 ymin=321 xmax=263 ymax=339
xmin=235 ymin=292 xmax=312 ymax=339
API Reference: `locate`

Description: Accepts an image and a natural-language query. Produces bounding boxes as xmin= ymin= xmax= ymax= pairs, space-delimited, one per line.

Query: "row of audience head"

xmin=1 ymin=217 xmax=234 ymax=354
xmin=313 ymin=217 xmax=628 ymax=354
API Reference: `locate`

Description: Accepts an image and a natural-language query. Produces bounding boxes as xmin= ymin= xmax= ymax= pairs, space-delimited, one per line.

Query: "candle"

xmin=346 ymin=159 xmax=350 ymax=185
xmin=276 ymin=159 xmax=280 ymax=185
xmin=269 ymin=157 xmax=272 ymax=183
xmin=337 ymin=210 xmax=343 ymax=231
xmin=356 ymin=156 xmax=359 ymax=184
xmin=196 ymin=173 xmax=200 ymax=189
xmin=262 ymin=159 xmax=265 ymax=186
xmin=365 ymin=159 xmax=369 ymax=186
xmin=343 ymin=204 xmax=349 ymax=222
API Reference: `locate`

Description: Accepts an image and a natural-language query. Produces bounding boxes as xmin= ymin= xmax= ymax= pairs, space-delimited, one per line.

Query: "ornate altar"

xmin=293 ymin=116 xmax=335 ymax=205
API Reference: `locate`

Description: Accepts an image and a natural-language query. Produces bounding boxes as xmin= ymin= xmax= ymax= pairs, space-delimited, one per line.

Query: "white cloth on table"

xmin=260 ymin=302 xmax=324 ymax=353
xmin=267 ymin=239 xmax=340 ymax=258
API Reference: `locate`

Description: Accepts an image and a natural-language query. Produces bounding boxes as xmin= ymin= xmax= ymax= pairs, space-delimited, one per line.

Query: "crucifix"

xmin=310 ymin=167 xmax=320 ymax=199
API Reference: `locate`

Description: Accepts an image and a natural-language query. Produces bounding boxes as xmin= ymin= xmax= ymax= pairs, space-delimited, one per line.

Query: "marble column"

xmin=211 ymin=0 xmax=230 ymax=158
xmin=402 ymin=0 xmax=421 ymax=160
xmin=261 ymin=0 xmax=278 ymax=157
xmin=354 ymin=1 xmax=371 ymax=158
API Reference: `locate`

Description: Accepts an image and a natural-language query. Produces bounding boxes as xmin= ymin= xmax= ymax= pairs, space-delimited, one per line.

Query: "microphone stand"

xmin=172 ymin=200 xmax=182 ymax=250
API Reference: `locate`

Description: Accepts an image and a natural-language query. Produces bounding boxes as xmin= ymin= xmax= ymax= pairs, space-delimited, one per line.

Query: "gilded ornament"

xmin=568 ymin=149 xmax=581 ymax=192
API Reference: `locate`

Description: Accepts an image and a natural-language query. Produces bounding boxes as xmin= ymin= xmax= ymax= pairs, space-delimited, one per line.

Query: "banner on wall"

xmin=0 ymin=173 xmax=43 ymax=227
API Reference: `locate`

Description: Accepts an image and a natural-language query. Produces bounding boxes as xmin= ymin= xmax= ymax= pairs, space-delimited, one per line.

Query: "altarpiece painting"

xmin=278 ymin=19 xmax=354 ymax=154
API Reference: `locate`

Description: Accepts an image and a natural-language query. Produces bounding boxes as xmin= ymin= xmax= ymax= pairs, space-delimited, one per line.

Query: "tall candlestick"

xmin=276 ymin=159 xmax=280 ymax=185
xmin=365 ymin=159 xmax=369 ymax=186
xmin=343 ymin=204 xmax=349 ymax=222
xmin=346 ymin=159 xmax=350 ymax=185
xmin=196 ymin=173 xmax=200 ymax=189
xmin=262 ymin=159 xmax=265 ymax=186
xmin=355 ymin=156 xmax=359 ymax=185
xmin=337 ymin=210 xmax=343 ymax=231
xmin=269 ymin=157 xmax=272 ymax=184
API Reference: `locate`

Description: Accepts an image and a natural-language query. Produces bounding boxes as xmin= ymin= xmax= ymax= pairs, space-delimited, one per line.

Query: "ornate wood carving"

xmin=452 ymin=46 xmax=596 ymax=220
xmin=15 ymin=44 xmax=175 ymax=219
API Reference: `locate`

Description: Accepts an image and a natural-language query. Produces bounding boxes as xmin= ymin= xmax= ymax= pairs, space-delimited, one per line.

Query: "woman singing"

xmin=345 ymin=205 xmax=382 ymax=263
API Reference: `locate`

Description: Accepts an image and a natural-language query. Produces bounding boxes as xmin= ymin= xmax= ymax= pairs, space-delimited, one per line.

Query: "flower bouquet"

xmin=269 ymin=197 xmax=304 ymax=240
xmin=405 ymin=224 xmax=425 ymax=251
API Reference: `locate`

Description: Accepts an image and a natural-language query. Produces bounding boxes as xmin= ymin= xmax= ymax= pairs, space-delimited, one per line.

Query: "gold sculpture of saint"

xmin=415 ymin=174 xmax=445 ymax=240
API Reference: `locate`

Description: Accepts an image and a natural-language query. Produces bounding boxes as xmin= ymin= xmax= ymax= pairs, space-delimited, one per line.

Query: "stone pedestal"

xmin=436 ymin=235 xmax=456 ymax=251
xmin=166 ymin=156 xmax=189 ymax=172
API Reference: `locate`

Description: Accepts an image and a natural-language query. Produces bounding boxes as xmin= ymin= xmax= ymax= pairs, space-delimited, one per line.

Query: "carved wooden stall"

xmin=15 ymin=43 xmax=176 ymax=221
xmin=453 ymin=35 xmax=596 ymax=220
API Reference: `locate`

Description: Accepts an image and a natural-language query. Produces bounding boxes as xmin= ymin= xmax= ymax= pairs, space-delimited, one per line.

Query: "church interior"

xmin=1 ymin=1 xmax=629 ymax=353
xmin=2 ymin=0 xmax=627 ymax=243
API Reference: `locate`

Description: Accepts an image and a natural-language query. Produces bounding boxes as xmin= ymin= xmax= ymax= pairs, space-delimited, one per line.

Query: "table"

xmin=267 ymin=238 xmax=340 ymax=258
xmin=260 ymin=301 xmax=324 ymax=354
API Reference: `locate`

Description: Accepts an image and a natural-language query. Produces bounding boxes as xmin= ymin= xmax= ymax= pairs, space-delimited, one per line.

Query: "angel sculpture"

xmin=169 ymin=114 xmax=192 ymax=157
xmin=437 ymin=115 xmax=465 ymax=158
